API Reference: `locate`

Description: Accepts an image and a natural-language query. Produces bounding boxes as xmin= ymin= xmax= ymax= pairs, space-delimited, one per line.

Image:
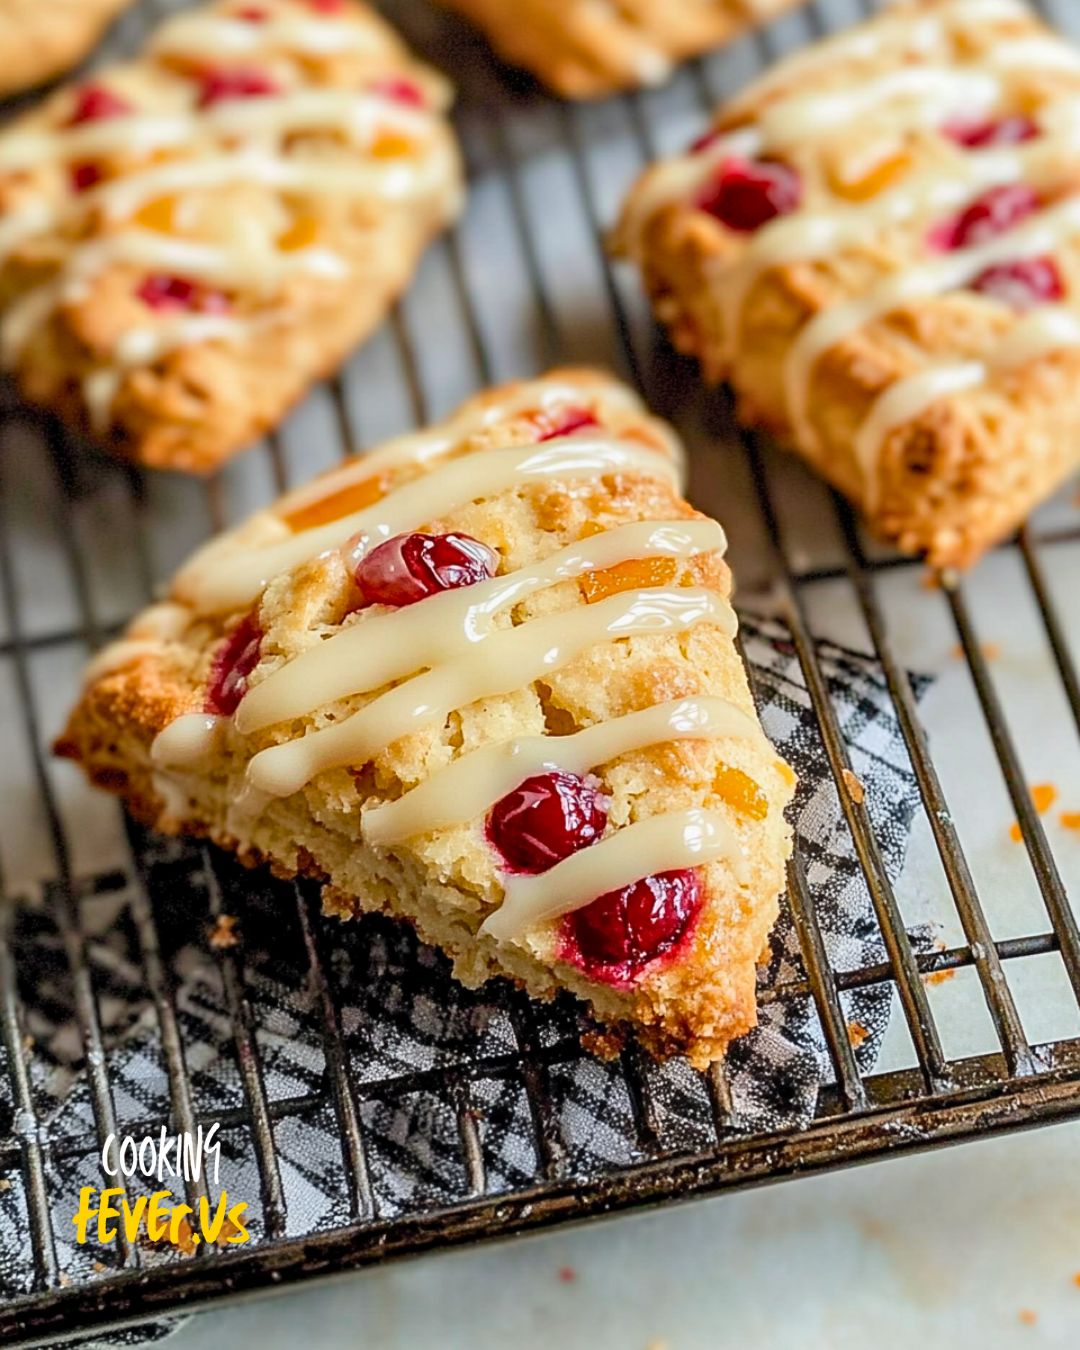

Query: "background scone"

xmin=0 ymin=0 xmax=131 ymax=98
xmin=57 ymin=370 xmax=795 ymax=1069
xmin=616 ymin=0 xmax=1080 ymax=568
xmin=0 ymin=0 xmax=463 ymax=473
xmin=436 ymin=0 xmax=803 ymax=99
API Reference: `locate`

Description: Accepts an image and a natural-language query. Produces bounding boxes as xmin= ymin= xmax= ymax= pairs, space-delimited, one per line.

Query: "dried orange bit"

xmin=950 ymin=640 xmax=1000 ymax=661
xmin=1072 ymin=1271 xmax=1080 ymax=1288
xmin=841 ymin=768 xmax=865 ymax=805
xmin=1008 ymin=782 xmax=1058 ymax=842
xmin=133 ymin=194 xmax=177 ymax=233
xmin=923 ymin=967 xmax=956 ymax=986
xmin=1061 ymin=811 xmax=1080 ymax=832
xmin=282 ymin=473 xmax=386 ymax=532
xmin=277 ymin=215 xmax=320 ymax=252
xmin=1019 ymin=1309 xmax=1038 ymax=1327
xmin=370 ymin=129 xmax=416 ymax=159
xmin=847 ymin=1021 xmax=869 ymax=1048
xmin=208 ymin=913 xmax=239 ymax=950
xmin=579 ymin=556 xmax=678 ymax=604
xmin=714 ymin=764 xmax=769 ymax=821
xmin=828 ymin=148 xmax=911 ymax=201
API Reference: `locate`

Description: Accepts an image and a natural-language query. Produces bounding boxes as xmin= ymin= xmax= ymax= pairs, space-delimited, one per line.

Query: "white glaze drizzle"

xmin=481 ymin=809 xmax=746 ymax=942
xmin=363 ymin=696 xmax=761 ymax=847
xmin=151 ymin=12 xmax=385 ymax=59
xmin=145 ymin=389 xmax=751 ymax=943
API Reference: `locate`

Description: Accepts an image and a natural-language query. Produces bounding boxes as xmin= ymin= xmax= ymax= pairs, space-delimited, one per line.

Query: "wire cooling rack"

xmin=2 ymin=0 xmax=1080 ymax=1342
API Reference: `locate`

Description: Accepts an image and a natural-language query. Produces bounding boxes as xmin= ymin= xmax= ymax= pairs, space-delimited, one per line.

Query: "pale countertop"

xmin=170 ymin=1121 xmax=1080 ymax=1349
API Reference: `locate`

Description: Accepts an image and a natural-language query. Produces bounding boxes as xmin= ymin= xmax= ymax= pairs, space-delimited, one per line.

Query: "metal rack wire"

xmin=0 ymin=0 xmax=1079 ymax=1342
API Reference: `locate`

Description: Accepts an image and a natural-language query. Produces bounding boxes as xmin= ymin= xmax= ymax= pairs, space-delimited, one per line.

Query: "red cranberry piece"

xmin=931 ymin=183 xmax=1040 ymax=251
xmin=307 ymin=0 xmax=346 ymax=10
xmin=532 ymin=406 xmax=600 ymax=442
xmin=206 ymin=615 xmax=262 ymax=716
xmin=696 ymin=157 xmax=802 ymax=232
xmin=564 ymin=869 xmax=702 ymax=980
xmin=71 ymin=162 xmax=103 ymax=192
xmin=942 ymin=114 xmax=1039 ymax=149
xmin=354 ymin=531 xmax=497 ymax=607
xmin=67 ymin=84 xmax=133 ymax=126
xmin=971 ymin=255 xmax=1064 ymax=309
xmin=137 ymin=275 xmax=231 ymax=313
xmin=198 ymin=67 xmax=281 ymax=108
xmin=369 ymin=76 xmax=425 ymax=108
xmin=688 ymin=126 xmax=722 ymax=154
xmin=235 ymin=5 xmax=268 ymax=18
xmin=487 ymin=772 xmax=607 ymax=874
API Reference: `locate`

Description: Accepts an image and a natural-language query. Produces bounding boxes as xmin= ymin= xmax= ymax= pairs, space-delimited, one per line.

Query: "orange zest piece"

xmin=133 ymin=194 xmax=177 ymax=233
xmin=847 ymin=1021 xmax=869 ymax=1049
xmin=1008 ymin=782 xmax=1058 ymax=842
xmin=1060 ymin=811 xmax=1080 ymax=832
xmin=828 ymin=149 xmax=911 ymax=201
xmin=282 ymin=473 xmax=386 ymax=532
xmin=370 ymin=129 xmax=416 ymax=159
xmin=713 ymin=764 xmax=768 ymax=821
xmin=277 ymin=215 xmax=321 ymax=251
xmin=579 ymin=556 xmax=678 ymax=604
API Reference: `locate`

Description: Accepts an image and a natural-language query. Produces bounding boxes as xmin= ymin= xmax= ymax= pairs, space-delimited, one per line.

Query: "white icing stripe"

xmin=233 ymin=520 xmax=728 ymax=735
xmin=151 ymin=13 xmax=385 ymax=58
xmin=175 ymin=436 xmax=682 ymax=615
xmin=244 ymin=587 xmax=730 ymax=799
xmin=151 ymin=713 xmax=225 ymax=768
xmin=362 ymin=697 xmax=761 ymax=846
xmin=854 ymin=306 xmax=1080 ymax=494
xmin=784 ymin=194 xmax=1080 ymax=448
xmin=480 ymin=809 xmax=746 ymax=942
xmin=0 ymin=229 xmax=347 ymax=365
xmin=0 ymin=90 xmax=440 ymax=170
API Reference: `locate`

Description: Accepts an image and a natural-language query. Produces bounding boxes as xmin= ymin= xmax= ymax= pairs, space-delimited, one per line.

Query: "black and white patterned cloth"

xmin=0 ymin=615 xmax=929 ymax=1347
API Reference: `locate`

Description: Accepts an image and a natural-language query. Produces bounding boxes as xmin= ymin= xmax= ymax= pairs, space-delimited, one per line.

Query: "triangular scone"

xmin=0 ymin=0 xmax=462 ymax=473
xmin=57 ymin=370 xmax=795 ymax=1068
xmin=0 ymin=0 xmax=131 ymax=98
xmin=615 ymin=0 xmax=1080 ymax=568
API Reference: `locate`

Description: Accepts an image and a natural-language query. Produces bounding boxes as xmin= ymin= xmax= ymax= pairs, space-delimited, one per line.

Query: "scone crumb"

xmin=841 ymin=769 xmax=865 ymax=805
xmin=922 ymin=967 xmax=955 ymax=987
xmin=0 ymin=1178 xmax=11 ymax=1193
xmin=847 ymin=1021 xmax=869 ymax=1049
xmin=1060 ymin=812 xmax=1080 ymax=832
xmin=208 ymin=914 xmax=240 ymax=949
xmin=951 ymin=641 xmax=1000 ymax=662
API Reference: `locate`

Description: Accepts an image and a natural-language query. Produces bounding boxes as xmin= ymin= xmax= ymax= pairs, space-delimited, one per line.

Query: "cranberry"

xmin=198 ymin=67 xmax=281 ymax=108
xmin=354 ymin=531 xmax=497 ymax=607
xmin=562 ymin=869 xmax=702 ymax=983
xmin=942 ymin=114 xmax=1039 ymax=149
xmin=696 ymin=157 xmax=802 ymax=232
xmin=206 ymin=616 xmax=262 ymax=716
xmin=235 ymin=5 xmax=268 ymax=18
xmin=931 ymin=183 xmax=1040 ymax=251
xmin=307 ymin=0 xmax=345 ymax=10
xmin=67 ymin=84 xmax=133 ymax=126
xmin=688 ymin=126 xmax=722 ymax=154
xmin=137 ymin=275 xmax=230 ymax=313
xmin=71 ymin=162 xmax=103 ymax=192
xmin=369 ymin=76 xmax=425 ymax=108
xmin=971 ymin=255 xmax=1064 ymax=309
xmin=532 ymin=406 xmax=600 ymax=442
xmin=487 ymin=772 xmax=607 ymax=874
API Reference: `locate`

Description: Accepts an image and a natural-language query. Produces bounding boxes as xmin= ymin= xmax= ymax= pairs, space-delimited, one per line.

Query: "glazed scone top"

xmin=106 ymin=371 xmax=772 ymax=946
xmin=616 ymin=0 xmax=1080 ymax=508
xmin=0 ymin=0 xmax=461 ymax=430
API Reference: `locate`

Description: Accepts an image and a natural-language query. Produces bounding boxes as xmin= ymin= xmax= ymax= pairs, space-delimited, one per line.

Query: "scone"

xmin=56 ymin=369 xmax=796 ymax=1069
xmin=0 ymin=0 xmax=463 ymax=473
xmin=0 ymin=0 xmax=132 ymax=99
xmin=615 ymin=0 xmax=1080 ymax=567
xmin=436 ymin=0 xmax=803 ymax=99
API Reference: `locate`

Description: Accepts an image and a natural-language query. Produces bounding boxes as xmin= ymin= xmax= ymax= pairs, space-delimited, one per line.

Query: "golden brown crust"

xmin=616 ymin=0 xmax=1080 ymax=567
xmin=0 ymin=0 xmax=463 ymax=473
xmin=57 ymin=369 xmax=795 ymax=1068
xmin=436 ymin=0 xmax=803 ymax=98
xmin=0 ymin=0 xmax=131 ymax=97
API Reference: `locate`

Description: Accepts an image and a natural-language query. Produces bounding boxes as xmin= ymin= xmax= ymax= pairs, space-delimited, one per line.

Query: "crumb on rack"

xmin=1009 ymin=783 xmax=1058 ymax=842
xmin=208 ymin=913 xmax=240 ymax=949
xmin=841 ymin=769 xmax=865 ymax=805
xmin=0 ymin=1178 xmax=11 ymax=1192
xmin=1019 ymin=1309 xmax=1038 ymax=1327
xmin=1061 ymin=811 xmax=1080 ymax=833
xmin=923 ymin=967 xmax=956 ymax=986
xmin=847 ymin=1021 xmax=869 ymax=1048
xmin=950 ymin=641 xmax=1000 ymax=662
xmin=1073 ymin=1271 xmax=1080 ymax=1288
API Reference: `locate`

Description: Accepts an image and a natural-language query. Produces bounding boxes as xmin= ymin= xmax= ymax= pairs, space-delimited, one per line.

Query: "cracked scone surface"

xmin=616 ymin=0 xmax=1080 ymax=567
xmin=0 ymin=0 xmax=462 ymax=473
xmin=0 ymin=0 xmax=131 ymax=97
xmin=57 ymin=369 xmax=795 ymax=1069
xmin=435 ymin=0 xmax=802 ymax=98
